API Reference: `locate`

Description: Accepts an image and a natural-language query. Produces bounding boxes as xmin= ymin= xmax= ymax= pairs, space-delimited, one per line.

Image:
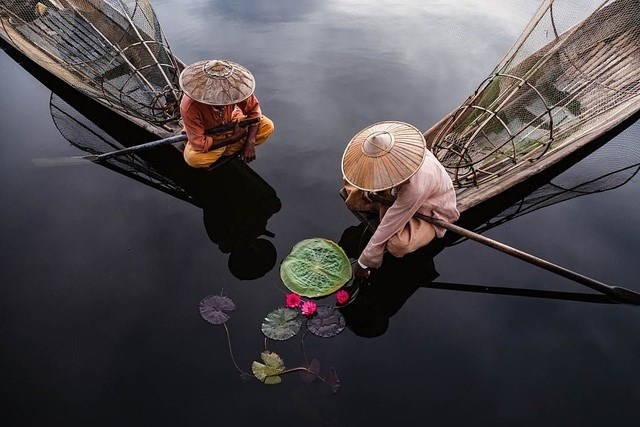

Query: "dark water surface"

xmin=2 ymin=1 xmax=639 ymax=425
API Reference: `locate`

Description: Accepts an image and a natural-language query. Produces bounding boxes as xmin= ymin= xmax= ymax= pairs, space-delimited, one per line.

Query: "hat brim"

xmin=341 ymin=121 xmax=427 ymax=191
xmin=179 ymin=59 xmax=256 ymax=106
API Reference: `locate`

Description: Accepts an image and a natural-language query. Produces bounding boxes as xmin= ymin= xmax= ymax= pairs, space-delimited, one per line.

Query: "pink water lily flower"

xmin=301 ymin=300 xmax=317 ymax=317
xmin=285 ymin=293 xmax=301 ymax=308
xmin=336 ymin=289 xmax=349 ymax=305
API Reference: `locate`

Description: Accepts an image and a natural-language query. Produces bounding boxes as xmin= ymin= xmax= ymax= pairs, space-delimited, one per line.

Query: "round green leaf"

xmin=280 ymin=238 xmax=352 ymax=297
xmin=306 ymin=304 xmax=346 ymax=337
xmin=261 ymin=307 xmax=302 ymax=340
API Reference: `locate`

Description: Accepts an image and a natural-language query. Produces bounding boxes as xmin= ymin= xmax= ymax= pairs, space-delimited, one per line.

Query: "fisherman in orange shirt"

xmin=179 ymin=59 xmax=274 ymax=167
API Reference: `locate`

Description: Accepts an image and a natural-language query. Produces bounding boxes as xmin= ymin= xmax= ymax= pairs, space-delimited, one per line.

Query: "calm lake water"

xmin=2 ymin=1 xmax=639 ymax=425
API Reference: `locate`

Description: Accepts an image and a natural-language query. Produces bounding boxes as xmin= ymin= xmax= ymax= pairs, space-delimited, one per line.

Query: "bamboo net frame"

xmin=426 ymin=0 xmax=640 ymax=210
xmin=0 ymin=0 xmax=182 ymax=124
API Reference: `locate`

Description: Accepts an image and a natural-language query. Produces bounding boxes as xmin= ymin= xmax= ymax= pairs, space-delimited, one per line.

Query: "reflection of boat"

xmin=49 ymin=91 xmax=282 ymax=280
xmin=338 ymin=231 xmax=617 ymax=338
xmin=451 ymin=112 xmax=640 ymax=244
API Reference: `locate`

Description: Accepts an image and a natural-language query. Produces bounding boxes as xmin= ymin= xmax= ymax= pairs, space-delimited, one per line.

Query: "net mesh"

xmin=454 ymin=115 xmax=640 ymax=241
xmin=0 ymin=0 xmax=181 ymax=123
xmin=427 ymin=0 xmax=640 ymax=189
xmin=48 ymin=92 xmax=193 ymax=203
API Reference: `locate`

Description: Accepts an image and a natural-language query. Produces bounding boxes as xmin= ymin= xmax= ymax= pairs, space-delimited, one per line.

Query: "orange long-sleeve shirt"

xmin=180 ymin=94 xmax=262 ymax=152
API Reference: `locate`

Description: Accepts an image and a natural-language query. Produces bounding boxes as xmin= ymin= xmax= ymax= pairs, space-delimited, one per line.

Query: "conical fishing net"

xmin=427 ymin=0 xmax=640 ymax=190
xmin=1 ymin=0 xmax=181 ymax=123
xmin=48 ymin=92 xmax=193 ymax=203
xmin=454 ymin=115 xmax=640 ymax=242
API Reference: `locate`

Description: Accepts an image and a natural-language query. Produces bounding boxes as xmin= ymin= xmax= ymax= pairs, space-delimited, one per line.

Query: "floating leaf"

xmin=325 ymin=367 xmax=341 ymax=394
xmin=199 ymin=294 xmax=236 ymax=325
xmin=261 ymin=307 xmax=302 ymax=341
xmin=299 ymin=358 xmax=321 ymax=383
xmin=280 ymin=238 xmax=352 ymax=298
xmin=252 ymin=351 xmax=285 ymax=384
xmin=307 ymin=304 xmax=346 ymax=338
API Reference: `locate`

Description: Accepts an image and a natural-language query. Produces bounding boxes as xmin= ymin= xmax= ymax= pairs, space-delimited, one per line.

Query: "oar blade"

xmin=609 ymin=286 xmax=640 ymax=305
xmin=31 ymin=155 xmax=97 ymax=167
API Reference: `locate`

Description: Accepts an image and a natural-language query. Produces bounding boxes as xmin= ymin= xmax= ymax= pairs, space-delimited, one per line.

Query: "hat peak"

xmin=363 ymin=131 xmax=395 ymax=157
xmin=203 ymin=60 xmax=235 ymax=79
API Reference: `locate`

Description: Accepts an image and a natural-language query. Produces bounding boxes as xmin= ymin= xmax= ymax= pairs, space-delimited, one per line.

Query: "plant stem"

xmin=265 ymin=367 xmax=326 ymax=383
xmin=223 ymin=323 xmax=251 ymax=377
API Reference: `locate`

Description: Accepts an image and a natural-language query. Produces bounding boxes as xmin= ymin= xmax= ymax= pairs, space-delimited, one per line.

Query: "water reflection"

xmin=200 ymin=164 xmax=281 ymax=280
xmin=337 ymin=221 xmax=618 ymax=338
xmin=48 ymin=91 xmax=282 ymax=281
xmin=338 ymin=224 xmax=440 ymax=337
xmin=211 ymin=0 xmax=318 ymax=23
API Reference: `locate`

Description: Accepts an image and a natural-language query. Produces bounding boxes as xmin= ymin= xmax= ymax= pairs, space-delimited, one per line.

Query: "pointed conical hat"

xmin=179 ymin=59 xmax=256 ymax=105
xmin=341 ymin=121 xmax=427 ymax=192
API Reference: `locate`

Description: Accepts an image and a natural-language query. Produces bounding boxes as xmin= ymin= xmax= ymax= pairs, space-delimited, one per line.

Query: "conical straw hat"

xmin=341 ymin=121 xmax=427 ymax=191
xmin=179 ymin=59 xmax=256 ymax=105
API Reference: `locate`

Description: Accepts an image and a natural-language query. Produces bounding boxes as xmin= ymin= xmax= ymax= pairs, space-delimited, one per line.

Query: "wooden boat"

xmin=2 ymin=0 xmax=639 ymax=216
xmin=1 ymin=27 xmax=284 ymax=280
xmin=0 ymin=1 xmax=283 ymax=266
xmin=0 ymin=0 xmax=184 ymax=145
xmin=336 ymin=0 xmax=640 ymax=304
xmin=3 ymin=1 xmax=639 ymax=302
xmin=341 ymin=0 xmax=640 ymax=227
xmin=425 ymin=0 xmax=640 ymax=214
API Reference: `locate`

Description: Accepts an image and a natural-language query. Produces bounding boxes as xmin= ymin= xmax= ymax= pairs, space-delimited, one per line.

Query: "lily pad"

xmin=199 ymin=294 xmax=236 ymax=325
xmin=306 ymin=304 xmax=346 ymax=337
xmin=280 ymin=238 xmax=352 ymax=298
xmin=299 ymin=358 xmax=321 ymax=383
xmin=261 ymin=307 xmax=302 ymax=340
xmin=252 ymin=351 xmax=285 ymax=385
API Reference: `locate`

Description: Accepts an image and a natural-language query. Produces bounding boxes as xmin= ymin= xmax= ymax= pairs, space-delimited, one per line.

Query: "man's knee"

xmin=256 ymin=116 xmax=274 ymax=144
xmin=386 ymin=225 xmax=436 ymax=257
xmin=183 ymin=144 xmax=223 ymax=168
xmin=387 ymin=239 xmax=413 ymax=258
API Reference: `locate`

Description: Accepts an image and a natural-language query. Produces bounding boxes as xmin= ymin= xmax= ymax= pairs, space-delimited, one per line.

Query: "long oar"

xmin=33 ymin=116 xmax=260 ymax=166
xmin=369 ymin=193 xmax=640 ymax=305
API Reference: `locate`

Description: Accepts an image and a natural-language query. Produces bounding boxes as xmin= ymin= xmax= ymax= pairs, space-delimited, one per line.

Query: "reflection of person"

xmin=203 ymin=209 xmax=278 ymax=281
xmin=197 ymin=159 xmax=281 ymax=280
xmin=338 ymin=223 xmax=440 ymax=338
xmin=179 ymin=59 xmax=274 ymax=167
xmin=340 ymin=121 xmax=459 ymax=281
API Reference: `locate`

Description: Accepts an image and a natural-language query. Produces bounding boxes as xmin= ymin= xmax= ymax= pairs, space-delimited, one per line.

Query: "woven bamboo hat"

xmin=341 ymin=121 xmax=427 ymax=191
xmin=179 ymin=59 xmax=256 ymax=106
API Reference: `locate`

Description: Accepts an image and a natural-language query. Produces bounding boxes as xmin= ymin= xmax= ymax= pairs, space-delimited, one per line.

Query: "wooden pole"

xmin=370 ymin=193 xmax=640 ymax=305
xmin=33 ymin=116 xmax=261 ymax=166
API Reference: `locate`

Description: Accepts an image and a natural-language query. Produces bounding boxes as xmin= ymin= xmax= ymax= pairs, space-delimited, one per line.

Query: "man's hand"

xmin=241 ymin=140 xmax=256 ymax=163
xmin=240 ymin=122 xmax=259 ymax=163
xmin=230 ymin=120 xmax=245 ymax=138
xmin=353 ymin=262 xmax=371 ymax=279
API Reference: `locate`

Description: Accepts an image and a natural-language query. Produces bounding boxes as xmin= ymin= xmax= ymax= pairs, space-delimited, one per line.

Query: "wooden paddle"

xmin=32 ymin=116 xmax=261 ymax=166
xmin=368 ymin=192 xmax=640 ymax=305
